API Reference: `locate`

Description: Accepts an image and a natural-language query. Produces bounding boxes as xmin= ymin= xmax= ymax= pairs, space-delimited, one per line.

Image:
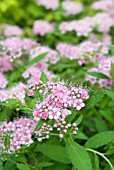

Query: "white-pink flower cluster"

xmin=59 ymin=13 xmax=114 ymax=36
xmin=0 ymin=56 xmax=12 ymax=72
xmin=86 ymin=57 xmax=114 ymax=89
xmin=4 ymin=25 xmax=23 ymax=37
xmin=37 ymin=0 xmax=59 ymax=10
xmin=0 ymin=83 xmax=26 ymax=103
xmin=30 ymin=45 xmax=59 ymax=64
xmin=32 ymin=81 xmax=89 ymax=122
xmin=0 ymin=118 xmax=35 ymax=154
xmin=91 ymin=0 xmax=114 ymax=18
xmin=33 ymin=20 xmax=54 ymax=36
xmin=62 ymin=1 xmax=83 ymax=16
xmin=0 ymin=73 xmax=8 ymax=89
xmin=22 ymin=64 xmax=55 ymax=85
xmin=1 ymin=37 xmax=37 ymax=60
xmin=56 ymin=41 xmax=108 ymax=65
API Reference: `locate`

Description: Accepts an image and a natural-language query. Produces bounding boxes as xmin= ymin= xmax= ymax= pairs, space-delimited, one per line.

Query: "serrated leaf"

xmin=40 ymin=71 xmax=49 ymax=83
xmin=85 ymin=131 xmax=114 ymax=149
xmin=38 ymin=144 xmax=70 ymax=164
xmin=17 ymin=164 xmax=30 ymax=170
xmin=86 ymin=72 xmax=109 ymax=79
xmin=66 ymin=140 xmax=92 ymax=170
xmin=110 ymin=63 xmax=114 ymax=82
xmin=27 ymin=52 xmax=48 ymax=66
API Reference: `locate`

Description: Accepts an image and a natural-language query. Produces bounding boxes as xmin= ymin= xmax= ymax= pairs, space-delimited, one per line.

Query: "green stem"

xmin=86 ymin=148 xmax=114 ymax=170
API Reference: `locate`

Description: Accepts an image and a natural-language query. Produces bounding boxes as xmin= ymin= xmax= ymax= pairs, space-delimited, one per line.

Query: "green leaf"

xmin=86 ymin=72 xmax=109 ymax=79
xmin=34 ymin=119 xmax=44 ymax=132
xmin=40 ymin=71 xmax=49 ymax=83
xmin=106 ymin=91 xmax=114 ymax=100
xmin=95 ymin=117 xmax=108 ymax=132
xmin=38 ymin=144 xmax=70 ymax=164
xmin=36 ymin=162 xmax=54 ymax=168
xmin=27 ymin=52 xmax=48 ymax=66
xmin=99 ymin=109 xmax=114 ymax=125
xmin=74 ymin=131 xmax=88 ymax=140
xmin=110 ymin=63 xmax=114 ymax=82
xmin=0 ymin=165 xmax=3 ymax=170
xmin=17 ymin=164 xmax=30 ymax=170
xmin=105 ymin=146 xmax=114 ymax=155
xmin=66 ymin=140 xmax=92 ymax=170
xmin=16 ymin=155 xmax=27 ymax=164
xmin=0 ymin=99 xmax=23 ymax=108
xmin=75 ymin=115 xmax=83 ymax=125
xmin=85 ymin=131 xmax=114 ymax=149
xmin=0 ymin=108 xmax=11 ymax=122
xmin=86 ymin=90 xmax=107 ymax=109
xmin=4 ymin=135 xmax=10 ymax=149
xmin=65 ymin=113 xmax=76 ymax=123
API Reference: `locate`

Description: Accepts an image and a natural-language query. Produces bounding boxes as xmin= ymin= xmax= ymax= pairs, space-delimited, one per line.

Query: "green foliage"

xmin=110 ymin=63 xmax=114 ymax=82
xmin=85 ymin=131 xmax=114 ymax=149
xmin=66 ymin=140 xmax=92 ymax=170
xmin=38 ymin=144 xmax=70 ymax=164
xmin=86 ymin=72 xmax=110 ymax=79
xmin=17 ymin=164 xmax=31 ymax=170
xmin=40 ymin=71 xmax=49 ymax=83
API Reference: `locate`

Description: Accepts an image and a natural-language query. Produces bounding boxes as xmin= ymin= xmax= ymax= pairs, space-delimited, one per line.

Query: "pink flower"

xmin=27 ymin=90 xmax=34 ymax=97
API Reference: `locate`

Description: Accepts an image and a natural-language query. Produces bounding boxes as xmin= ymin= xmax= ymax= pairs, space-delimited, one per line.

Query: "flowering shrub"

xmin=0 ymin=0 xmax=114 ymax=170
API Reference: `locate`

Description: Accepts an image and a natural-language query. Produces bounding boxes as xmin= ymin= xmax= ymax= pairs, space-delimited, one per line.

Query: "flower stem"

xmin=86 ymin=148 xmax=114 ymax=170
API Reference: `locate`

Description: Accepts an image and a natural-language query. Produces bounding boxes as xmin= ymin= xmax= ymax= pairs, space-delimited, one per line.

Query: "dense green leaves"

xmin=66 ymin=140 xmax=92 ymax=170
xmin=85 ymin=131 xmax=114 ymax=149
xmin=38 ymin=144 xmax=70 ymax=164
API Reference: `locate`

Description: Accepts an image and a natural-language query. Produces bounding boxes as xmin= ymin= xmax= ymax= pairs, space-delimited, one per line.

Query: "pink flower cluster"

xmin=0 ymin=56 xmax=12 ymax=72
xmin=3 ymin=25 xmax=23 ymax=37
xmin=0 ymin=83 xmax=26 ymax=103
xmin=90 ymin=33 xmax=112 ymax=45
xmin=0 ymin=118 xmax=35 ymax=154
xmin=0 ymin=73 xmax=8 ymax=89
xmin=59 ymin=13 xmax=114 ymax=36
xmin=31 ymin=81 xmax=89 ymax=122
xmin=37 ymin=0 xmax=59 ymax=10
xmin=62 ymin=1 xmax=83 ymax=16
xmin=86 ymin=57 xmax=114 ymax=89
xmin=33 ymin=20 xmax=54 ymax=36
xmin=30 ymin=45 xmax=59 ymax=64
xmin=22 ymin=64 xmax=55 ymax=85
xmin=56 ymin=41 xmax=108 ymax=65
xmin=1 ymin=37 xmax=37 ymax=61
xmin=22 ymin=45 xmax=59 ymax=84
xmin=92 ymin=0 xmax=114 ymax=18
